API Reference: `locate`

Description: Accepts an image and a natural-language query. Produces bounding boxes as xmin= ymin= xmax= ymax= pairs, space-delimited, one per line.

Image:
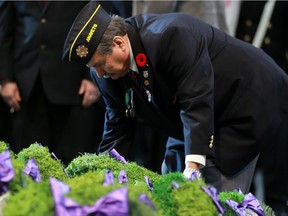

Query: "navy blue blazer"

xmin=92 ymin=13 xmax=288 ymax=175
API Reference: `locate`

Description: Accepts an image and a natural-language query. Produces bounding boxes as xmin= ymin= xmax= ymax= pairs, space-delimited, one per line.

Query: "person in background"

xmin=133 ymin=0 xmax=228 ymax=31
xmin=0 ymin=96 xmax=12 ymax=144
xmin=0 ymin=1 xmax=106 ymax=165
xmin=102 ymin=0 xmax=132 ymax=19
xmin=63 ymin=1 xmax=288 ymax=194
xmin=0 ymin=2 xmax=13 ymax=147
xmin=235 ymin=1 xmax=288 ymax=72
xmin=130 ymin=0 xmax=229 ymax=173
xmin=227 ymin=1 xmax=288 ymax=215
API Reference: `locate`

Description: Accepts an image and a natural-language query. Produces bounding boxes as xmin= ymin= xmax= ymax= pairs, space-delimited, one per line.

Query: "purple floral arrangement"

xmin=0 ymin=143 xmax=275 ymax=216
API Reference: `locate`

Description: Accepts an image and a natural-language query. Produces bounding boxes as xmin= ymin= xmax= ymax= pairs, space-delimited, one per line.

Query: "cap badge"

xmin=76 ymin=45 xmax=89 ymax=58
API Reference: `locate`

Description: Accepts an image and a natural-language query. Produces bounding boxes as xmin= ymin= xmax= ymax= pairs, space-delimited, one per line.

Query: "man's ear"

xmin=113 ymin=36 xmax=125 ymax=48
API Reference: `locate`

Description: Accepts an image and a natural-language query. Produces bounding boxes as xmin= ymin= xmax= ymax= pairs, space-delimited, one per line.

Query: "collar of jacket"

xmin=126 ymin=24 xmax=154 ymax=102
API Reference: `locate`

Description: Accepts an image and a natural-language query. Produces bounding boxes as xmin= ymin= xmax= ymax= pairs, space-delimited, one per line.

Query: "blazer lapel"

xmin=126 ymin=24 xmax=182 ymax=138
xmin=127 ymin=25 xmax=154 ymax=103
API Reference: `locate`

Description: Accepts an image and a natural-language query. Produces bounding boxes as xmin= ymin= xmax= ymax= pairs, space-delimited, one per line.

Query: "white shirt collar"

xmin=128 ymin=38 xmax=139 ymax=74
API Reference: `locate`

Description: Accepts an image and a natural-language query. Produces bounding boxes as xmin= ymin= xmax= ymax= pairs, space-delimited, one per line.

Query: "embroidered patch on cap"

xmin=76 ymin=45 xmax=89 ymax=58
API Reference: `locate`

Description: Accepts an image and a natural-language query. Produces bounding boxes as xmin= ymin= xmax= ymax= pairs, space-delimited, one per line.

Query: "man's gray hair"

xmin=97 ymin=15 xmax=129 ymax=55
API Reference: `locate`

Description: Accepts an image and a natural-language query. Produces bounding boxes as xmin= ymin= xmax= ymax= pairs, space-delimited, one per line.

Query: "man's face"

xmin=87 ymin=35 xmax=130 ymax=80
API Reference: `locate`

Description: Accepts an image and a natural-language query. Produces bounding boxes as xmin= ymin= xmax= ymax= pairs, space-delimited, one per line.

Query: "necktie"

xmin=129 ymin=69 xmax=138 ymax=84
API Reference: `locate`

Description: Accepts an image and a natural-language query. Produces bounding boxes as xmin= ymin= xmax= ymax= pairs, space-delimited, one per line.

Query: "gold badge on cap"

xmin=76 ymin=45 xmax=89 ymax=58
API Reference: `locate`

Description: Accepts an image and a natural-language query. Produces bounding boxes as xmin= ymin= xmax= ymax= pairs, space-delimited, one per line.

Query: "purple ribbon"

xmin=0 ymin=151 xmax=15 ymax=194
xmin=103 ymin=170 xmax=114 ymax=186
xmin=50 ymin=178 xmax=84 ymax=216
xmin=23 ymin=158 xmax=41 ymax=182
xmin=225 ymin=193 xmax=265 ymax=216
xmin=144 ymin=176 xmax=153 ymax=191
xmin=51 ymin=152 xmax=59 ymax=160
xmin=139 ymin=193 xmax=156 ymax=211
xmin=171 ymin=181 xmax=180 ymax=189
xmin=118 ymin=170 xmax=128 ymax=184
xmin=201 ymin=185 xmax=225 ymax=214
xmin=226 ymin=200 xmax=246 ymax=216
xmin=188 ymin=171 xmax=199 ymax=181
xmin=82 ymin=187 xmax=129 ymax=216
xmin=109 ymin=149 xmax=128 ymax=164
xmin=50 ymin=178 xmax=129 ymax=216
xmin=235 ymin=188 xmax=244 ymax=195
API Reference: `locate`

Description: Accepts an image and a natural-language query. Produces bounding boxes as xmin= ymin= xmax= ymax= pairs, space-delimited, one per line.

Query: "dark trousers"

xmin=11 ymin=78 xmax=105 ymax=165
xmin=162 ymin=137 xmax=258 ymax=194
xmin=261 ymin=115 xmax=288 ymax=215
xmin=201 ymin=155 xmax=259 ymax=194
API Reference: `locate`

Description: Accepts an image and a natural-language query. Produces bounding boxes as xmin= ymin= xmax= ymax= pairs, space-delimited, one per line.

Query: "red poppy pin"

xmin=135 ymin=53 xmax=147 ymax=67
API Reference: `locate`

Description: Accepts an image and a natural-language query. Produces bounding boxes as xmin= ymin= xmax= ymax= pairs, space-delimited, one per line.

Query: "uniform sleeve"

xmin=90 ymin=69 xmax=135 ymax=156
xmin=0 ymin=1 xmax=15 ymax=83
xmin=159 ymin=27 xmax=215 ymax=157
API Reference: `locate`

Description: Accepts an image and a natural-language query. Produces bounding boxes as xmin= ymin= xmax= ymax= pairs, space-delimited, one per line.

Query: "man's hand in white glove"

xmin=183 ymin=162 xmax=202 ymax=180
xmin=183 ymin=168 xmax=202 ymax=180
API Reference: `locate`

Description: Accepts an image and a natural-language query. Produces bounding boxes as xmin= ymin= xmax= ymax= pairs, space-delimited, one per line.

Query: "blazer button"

xmin=41 ymin=18 xmax=47 ymax=24
xmin=40 ymin=44 xmax=46 ymax=49
xmin=245 ymin=19 xmax=252 ymax=27
xmin=209 ymin=135 xmax=213 ymax=148
xmin=244 ymin=34 xmax=251 ymax=42
xmin=264 ymin=37 xmax=271 ymax=45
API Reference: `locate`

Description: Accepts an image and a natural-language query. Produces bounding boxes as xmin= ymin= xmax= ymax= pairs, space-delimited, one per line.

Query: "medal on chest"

xmin=124 ymin=53 xmax=154 ymax=118
xmin=124 ymin=25 xmax=154 ymax=118
xmin=135 ymin=53 xmax=153 ymax=103
xmin=125 ymin=88 xmax=136 ymax=118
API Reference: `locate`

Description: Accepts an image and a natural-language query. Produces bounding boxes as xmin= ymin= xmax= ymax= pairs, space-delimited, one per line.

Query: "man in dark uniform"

xmin=235 ymin=1 xmax=288 ymax=214
xmin=62 ymin=1 xmax=288 ymax=193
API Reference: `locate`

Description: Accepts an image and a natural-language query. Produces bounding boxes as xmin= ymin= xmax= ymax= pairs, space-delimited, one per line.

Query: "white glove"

xmin=183 ymin=168 xmax=202 ymax=180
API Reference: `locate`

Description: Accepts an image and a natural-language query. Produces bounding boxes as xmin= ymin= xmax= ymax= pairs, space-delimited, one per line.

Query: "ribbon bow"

xmin=50 ymin=178 xmax=84 ymax=216
xmin=118 ymin=170 xmax=128 ymax=184
xmin=23 ymin=158 xmax=41 ymax=182
xmin=0 ymin=151 xmax=15 ymax=194
xmin=50 ymin=178 xmax=129 ymax=216
xmin=103 ymin=170 xmax=114 ymax=186
xmin=83 ymin=187 xmax=129 ymax=216
xmin=225 ymin=193 xmax=265 ymax=216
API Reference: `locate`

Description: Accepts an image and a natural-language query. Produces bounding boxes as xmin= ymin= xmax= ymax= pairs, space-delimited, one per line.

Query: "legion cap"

xmin=62 ymin=1 xmax=111 ymax=63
